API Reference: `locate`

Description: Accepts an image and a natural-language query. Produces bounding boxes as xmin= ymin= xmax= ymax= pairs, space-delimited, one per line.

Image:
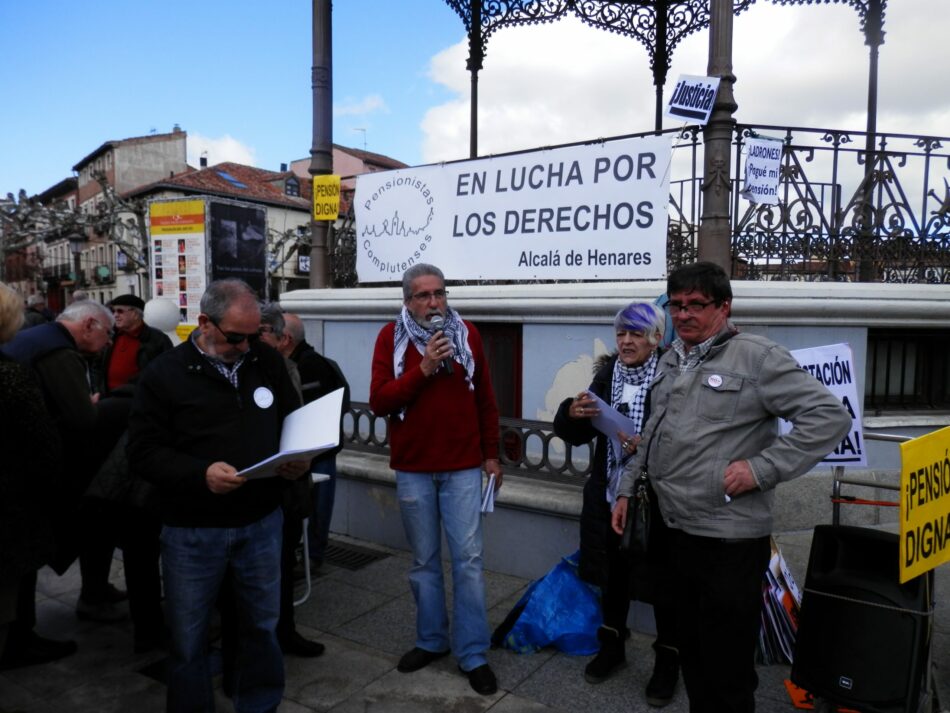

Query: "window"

xmin=472 ymin=322 xmax=522 ymax=418
xmin=285 ymin=177 xmax=300 ymax=197
xmin=865 ymin=329 xmax=950 ymax=413
xmin=216 ymin=171 xmax=248 ymax=189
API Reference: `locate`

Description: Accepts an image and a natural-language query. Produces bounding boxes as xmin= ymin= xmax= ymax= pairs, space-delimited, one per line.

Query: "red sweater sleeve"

xmin=369 ymin=321 xmax=500 ymax=472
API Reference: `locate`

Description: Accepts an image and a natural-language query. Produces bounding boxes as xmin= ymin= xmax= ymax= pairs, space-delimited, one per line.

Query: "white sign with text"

xmin=782 ymin=343 xmax=866 ymax=467
xmin=740 ymin=136 xmax=783 ymax=205
xmin=665 ymin=74 xmax=721 ymax=125
xmin=354 ymin=135 xmax=671 ymax=281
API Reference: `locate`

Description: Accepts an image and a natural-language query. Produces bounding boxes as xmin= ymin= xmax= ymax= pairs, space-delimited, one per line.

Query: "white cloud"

xmin=334 ymin=94 xmax=388 ymax=117
xmin=187 ymin=133 xmax=256 ymax=168
xmin=420 ymin=0 xmax=948 ymax=164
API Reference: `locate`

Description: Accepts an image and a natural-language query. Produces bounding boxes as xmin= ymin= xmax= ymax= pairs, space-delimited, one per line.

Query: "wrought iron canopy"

xmin=444 ymin=0 xmax=756 ymax=87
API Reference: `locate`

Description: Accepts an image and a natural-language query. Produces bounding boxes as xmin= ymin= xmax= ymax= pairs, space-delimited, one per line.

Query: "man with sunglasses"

xmin=370 ymin=263 xmax=502 ymax=696
xmin=611 ymin=262 xmax=850 ymax=713
xmin=128 ymin=279 xmax=309 ymax=713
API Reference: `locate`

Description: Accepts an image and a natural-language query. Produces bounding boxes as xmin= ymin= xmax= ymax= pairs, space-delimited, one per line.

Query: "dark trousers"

xmin=118 ymin=506 xmax=164 ymax=644
xmin=603 ymin=488 xmax=677 ymax=652
xmin=669 ymin=530 xmax=770 ymax=713
xmin=3 ymin=570 xmax=38 ymax=653
xmin=76 ymin=497 xmax=118 ymax=604
xmin=276 ymin=514 xmax=303 ymax=641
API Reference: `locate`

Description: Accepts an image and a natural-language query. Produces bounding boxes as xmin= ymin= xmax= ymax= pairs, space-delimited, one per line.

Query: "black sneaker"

xmin=461 ymin=663 xmax=497 ymax=695
xmin=396 ymin=646 xmax=449 ymax=673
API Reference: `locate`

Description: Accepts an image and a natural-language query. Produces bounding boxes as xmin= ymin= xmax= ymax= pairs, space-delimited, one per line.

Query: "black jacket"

xmin=553 ymin=355 xmax=616 ymax=588
xmin=127 ymin=338 xmax=301 ymax=528
xmin=290 ymin=339 xmax=350 ymax=460
xmin=96 ymin=323 xmax=174 ymax=396
xmin=0 ymin=354 xmax=60 ymax=577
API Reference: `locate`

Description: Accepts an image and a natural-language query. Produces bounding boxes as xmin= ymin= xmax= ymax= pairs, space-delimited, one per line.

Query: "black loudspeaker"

xmin=791 ymin=525 xmax=933 ymax=713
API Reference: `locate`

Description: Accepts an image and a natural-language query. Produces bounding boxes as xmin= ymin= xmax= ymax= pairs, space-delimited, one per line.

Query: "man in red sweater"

xmin=370 ymin=263 xmax=502 ymax=696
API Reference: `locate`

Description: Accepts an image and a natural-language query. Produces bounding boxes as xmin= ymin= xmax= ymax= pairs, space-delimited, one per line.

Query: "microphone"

xmin=429 ymin=315 xmax=454 ymax=375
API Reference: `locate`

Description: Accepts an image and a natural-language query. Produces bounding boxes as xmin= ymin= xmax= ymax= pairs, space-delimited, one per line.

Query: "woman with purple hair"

xmin=554 ymin=301 xmax=679 ymax=707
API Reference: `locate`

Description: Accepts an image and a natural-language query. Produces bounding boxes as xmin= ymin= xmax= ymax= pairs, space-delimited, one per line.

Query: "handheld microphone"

xmin=429 ymin=315 xmax=454 ymax=375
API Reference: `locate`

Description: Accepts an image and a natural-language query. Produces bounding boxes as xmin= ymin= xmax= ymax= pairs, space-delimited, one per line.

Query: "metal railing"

xmin=344 ymin=402 xmax=591 ymax=486
xmin=830 ymin=430 xmax=910 ymax=526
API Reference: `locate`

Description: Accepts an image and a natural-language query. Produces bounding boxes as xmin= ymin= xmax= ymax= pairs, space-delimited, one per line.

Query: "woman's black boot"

xmin=584 ymin=625 xmax=626 ymax=684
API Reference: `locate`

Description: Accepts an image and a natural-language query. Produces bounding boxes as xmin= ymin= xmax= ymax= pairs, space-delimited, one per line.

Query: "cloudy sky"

xmin=1 ymin=0 xmax=946 ymax=197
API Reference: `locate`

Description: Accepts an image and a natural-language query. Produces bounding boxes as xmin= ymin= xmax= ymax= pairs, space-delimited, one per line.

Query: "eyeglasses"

xmin=410 ymin=289 xmax=448 ymax=302
xmin=258 ymin=325 xmax=275 ymax=335
xmin=209 ymin=317 xmax=260 ymax=345
xmin=667 ymin=300 xmax=717 ymax=316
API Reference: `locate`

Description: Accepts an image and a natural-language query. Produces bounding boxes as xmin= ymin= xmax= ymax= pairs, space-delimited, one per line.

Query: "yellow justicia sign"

xmin=900 ymin=425 xmax=950 ymax=582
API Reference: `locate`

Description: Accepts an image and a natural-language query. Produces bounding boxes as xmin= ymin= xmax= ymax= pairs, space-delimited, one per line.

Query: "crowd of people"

xmin=0 ymin=261 xmax=849 ymax=713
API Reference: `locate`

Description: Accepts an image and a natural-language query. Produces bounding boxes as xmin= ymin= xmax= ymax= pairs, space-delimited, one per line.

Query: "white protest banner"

xmin=782 ymin=343 xmax=866 ymax=467
xmin=354 ymin=135 xmax=670 ymax=282
xmin=665 ymin=74 xmax=720 ymax=125
xmin=740 ymin=136 xmax=783 ymax=205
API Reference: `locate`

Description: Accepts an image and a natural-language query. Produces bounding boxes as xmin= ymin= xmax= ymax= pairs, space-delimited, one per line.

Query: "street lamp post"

xmin=67 ymin=233 xmax=85 ymax=289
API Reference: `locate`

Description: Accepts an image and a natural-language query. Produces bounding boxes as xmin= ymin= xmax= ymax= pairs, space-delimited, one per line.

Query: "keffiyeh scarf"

xmin=392 ymin=305 xmax=475 ymax=419
xmin=605 ymin=350 xmax=658 ymax=507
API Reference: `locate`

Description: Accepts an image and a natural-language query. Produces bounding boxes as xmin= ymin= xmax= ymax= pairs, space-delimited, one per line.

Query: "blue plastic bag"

xmin=492 ymin=551 xmax=601 ymax=655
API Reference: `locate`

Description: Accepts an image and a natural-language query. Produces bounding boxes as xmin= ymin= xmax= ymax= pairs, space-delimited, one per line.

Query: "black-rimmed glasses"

xmin=667 ymin=300 xmax=717 ymax=316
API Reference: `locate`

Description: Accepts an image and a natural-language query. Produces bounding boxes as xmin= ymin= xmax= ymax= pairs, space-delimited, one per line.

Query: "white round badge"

xmin=707 ymin=374 xmax=723 ymax=388
xmin=253 ymin=386 xmax=275 ymax=409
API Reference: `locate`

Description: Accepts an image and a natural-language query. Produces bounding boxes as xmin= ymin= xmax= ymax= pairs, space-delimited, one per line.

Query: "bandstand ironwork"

xmin=320 ymin=0 xmax=949 ymax=285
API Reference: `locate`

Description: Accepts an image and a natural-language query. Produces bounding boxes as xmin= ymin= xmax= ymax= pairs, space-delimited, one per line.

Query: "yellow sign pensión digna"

xmin=313 ymin=175 xmax=341 ymax=221
xmin=900 ymin=425 xmax=950 ymax=582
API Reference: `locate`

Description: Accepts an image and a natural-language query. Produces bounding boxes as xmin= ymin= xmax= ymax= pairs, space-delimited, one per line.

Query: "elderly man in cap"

xmin=84 ymin=294 xmax=174 ymax=650
xmin=99 ymin=294 xmax=173 ymax=396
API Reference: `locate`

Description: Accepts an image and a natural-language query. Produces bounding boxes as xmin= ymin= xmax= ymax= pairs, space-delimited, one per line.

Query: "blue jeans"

xmin=306 ymin=458 xmax=337 ymax=563
xmin=395 ymin=468 xmax=490 ymax=671
xmin=160 ymin=508 xmax=284 ymax=713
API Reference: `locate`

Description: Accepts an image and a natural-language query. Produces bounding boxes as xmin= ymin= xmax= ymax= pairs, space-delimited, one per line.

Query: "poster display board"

xmin=354 ymin=135 xmax=671 ymax=282
xmin=208 ymin=201 xmax=267 ymax=296
xmin=148 ymin=199 xmax=208 ymax=324
xmin=148 ymin=197 xmax=269 ymax=326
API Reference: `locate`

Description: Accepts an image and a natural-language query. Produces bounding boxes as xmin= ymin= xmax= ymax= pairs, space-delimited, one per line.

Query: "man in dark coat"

xmin=0 ymin=299 xmax=114 ymax=666
xmin=282 ymin=313 xmax=350 ymax=568
xmin=127 ymin=279 xmax=309 ymax=713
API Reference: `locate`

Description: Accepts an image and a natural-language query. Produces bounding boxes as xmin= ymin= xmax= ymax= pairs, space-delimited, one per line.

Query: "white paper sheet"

xmin=481 ymin=474 xmax=496 ymax=513
xmin=239 ymin=388 xmax=344 ymax=480
xmin=587 ymin=391 xmax=639 ymax=447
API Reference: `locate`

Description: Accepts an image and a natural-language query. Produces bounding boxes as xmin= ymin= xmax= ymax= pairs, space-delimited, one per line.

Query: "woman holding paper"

xmin=554 ymin=301 xmax=678 ymax=706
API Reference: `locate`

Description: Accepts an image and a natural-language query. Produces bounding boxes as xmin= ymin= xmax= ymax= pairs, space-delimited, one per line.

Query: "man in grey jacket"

xmin=612 ymin=262 xmax=850 ymax=713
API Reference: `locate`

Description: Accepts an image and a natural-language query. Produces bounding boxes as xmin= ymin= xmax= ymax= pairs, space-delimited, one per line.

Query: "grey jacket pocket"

xmin=698 ymin=374 xmax=743 ymax=422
